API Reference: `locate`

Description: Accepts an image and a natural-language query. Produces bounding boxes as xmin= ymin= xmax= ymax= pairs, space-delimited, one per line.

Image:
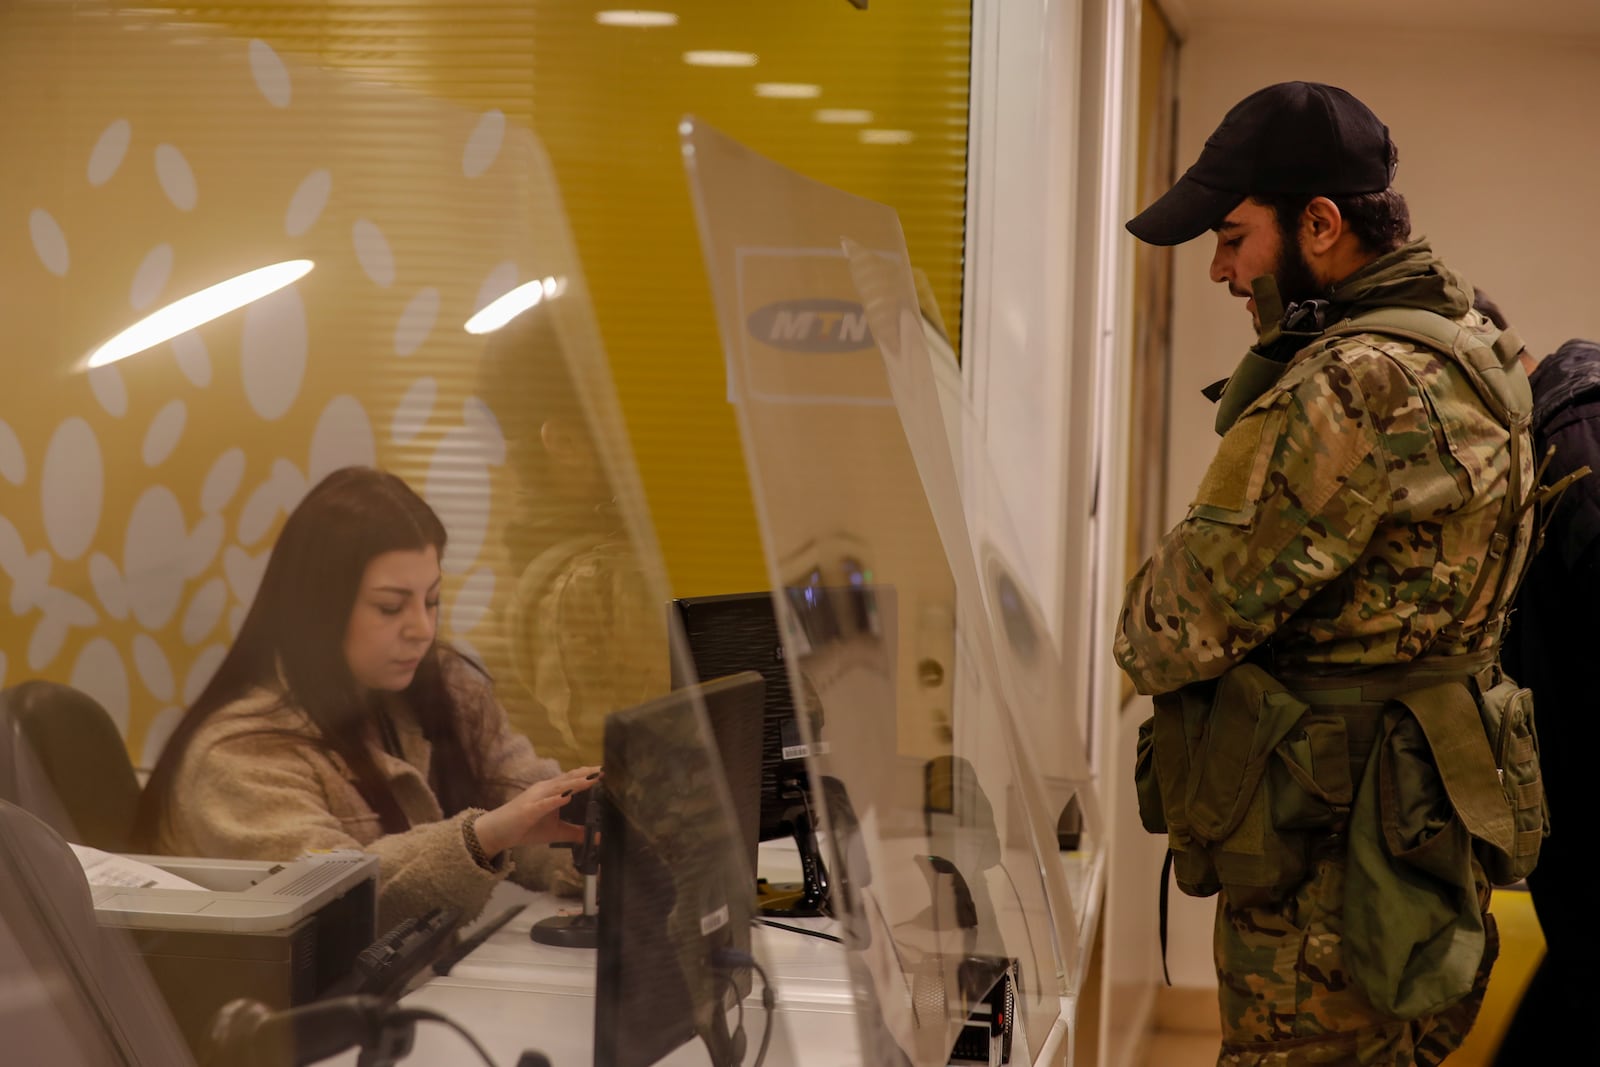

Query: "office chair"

xmin=0 ymin=680 xmax=143 ymax=851
xmin=0 ymin=799 xmax=195 ymax=1065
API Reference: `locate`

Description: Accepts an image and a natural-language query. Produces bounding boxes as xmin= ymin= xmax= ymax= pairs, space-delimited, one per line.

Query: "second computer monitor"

xmin=669 ymin=592 xmax=818 ymax=847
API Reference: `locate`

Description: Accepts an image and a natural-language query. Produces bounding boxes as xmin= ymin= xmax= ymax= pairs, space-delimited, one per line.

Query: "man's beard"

xmin=1274 ymin=227 xmax=1323 ymax=310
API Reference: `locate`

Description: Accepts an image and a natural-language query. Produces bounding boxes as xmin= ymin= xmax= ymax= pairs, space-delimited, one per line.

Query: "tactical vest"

xmin=1133 ymin=308 xmax=1577 ymax=1018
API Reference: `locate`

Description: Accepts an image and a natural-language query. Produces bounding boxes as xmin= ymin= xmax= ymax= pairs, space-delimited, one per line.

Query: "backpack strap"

xmin=1313 ymin=307 xmax=1535 ymax=653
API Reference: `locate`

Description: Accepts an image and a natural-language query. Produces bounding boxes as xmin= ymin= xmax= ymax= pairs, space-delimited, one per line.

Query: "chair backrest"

xmin=0 ymin=799 xmax=194 ymax=1065
xmin=0 ymin=681 xmax=143 ymax=852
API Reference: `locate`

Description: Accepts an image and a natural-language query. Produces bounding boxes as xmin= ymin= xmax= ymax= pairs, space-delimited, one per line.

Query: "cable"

xmin=754 ymin=917 xmax=844 ymax=944
xmin=390 ymin=1008 xmax=499 ymax=1067
xmin=712 ymin=950 xmax=775 ymax=1067
xmin=750 ymin=957 xmax=775 ymax=1067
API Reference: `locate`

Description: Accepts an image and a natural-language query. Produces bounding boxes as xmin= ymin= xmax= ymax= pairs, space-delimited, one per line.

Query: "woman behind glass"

xmin=134 ymin=466 xmax=597 ymax=928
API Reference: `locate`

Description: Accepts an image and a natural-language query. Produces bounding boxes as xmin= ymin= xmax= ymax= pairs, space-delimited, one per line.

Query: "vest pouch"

xmin=1474 ymin=677 xmax=1545 ymax=885
xmin=1134 ymin=715 xmax=1166 ymax=834
xmin=1183 ymin=665 xmax=1314 ymax=904
xmin=1150 ymin=684 xmax=1221 ymax=898
xmin=1269 ymin=714 xmax=1355 ymax=831
xmin=1384 ymin=681 xmax=1516 ymax=880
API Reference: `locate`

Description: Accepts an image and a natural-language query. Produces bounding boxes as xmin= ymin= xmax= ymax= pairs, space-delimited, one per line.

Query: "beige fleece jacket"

xmin=154 ymin=655 xmax=579 ymax=930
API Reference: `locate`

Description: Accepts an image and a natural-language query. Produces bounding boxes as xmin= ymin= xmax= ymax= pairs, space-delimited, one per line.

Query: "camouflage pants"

xmin=1214 ymin=853 xmax=1497 ymax=1066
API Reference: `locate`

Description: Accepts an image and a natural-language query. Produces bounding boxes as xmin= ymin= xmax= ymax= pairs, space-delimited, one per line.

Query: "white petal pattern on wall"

xmin=450 ymin=567 xmax=495 ymax=635
xmin=247 ymin=39 xmax=291 ymax=109
xmin=463 ymin=109 xmax=506 ymax=178
xmin=132 ymin=633 xmax=175 ymax=702
xmin=185 ymin=513 xmax=224 ymax=578
xmin=394 ymin=288 xmax=439 ymax=357
xmin=0 ymin=517 xmax=24 ymax=577
xmin=29 ymin=208 xmax=69 ymax=276
xmin=184 ymin=643 xmax=227 ymax=704
xmin=28 ymin=617 xmax=68 ymax=671
xmin=309 ymin=395 xmax=376 ymax=484
xmin=0 ymin=419 xmax=25 ymax=485
xmin=201 ymin=448 xmax=246 ymax=514
xmin=70 ymin=637 xmax=131 ymax=736
xmin=171 ymin=331 xmax=212 ymax=387
xmin=130 ymin=243 xmax=174 ymax=311
xmin=9 ymin=549 xmax=50 ymax=616
xmin=463 ymin=398 xmax=507 ymax=466
xmin=143 ymin=399 xmax=187 ymax=467
xmin=285 ymin=168 xmax=332 ymax=237
xmin=271 ymin=458 xmax=309 ymax=515
xmin=154 ymin=144 xmax=198 ymax=211
xmin=141 ymin=707 xmax=183 ymax=770
xmin=40 ymin=588 xmax=97 ymax=628
xmin=426 ymin=426 xmax=493 ymax=576
xmin=123 ymin=485 xmax=188 ymax=629
xmin=88 ymin=363 xmax=129 ymax=418
xmin=87 ymin=119 xmax=132 ymax=187
xmin=223 ymin=545 xmax=268 ymax=608
xmin=352 ymin=219 xmax=395 ymax=288
xmin=182 ymin=578 xmax=227 ymax=646
xmin=392 ymin=378 xmax=437 ymax=446
xmin=237 ymin=459 xmax=307 ymax=546
xmin=240 ymin=283 xmax=308 ymax=420
xmin=473 ymin=261 xmax=520 ymax=316
xmin=41 ymin=417 xmax=103 ymax=561
xmin=89 ymin=553 xmax=129 ymax=621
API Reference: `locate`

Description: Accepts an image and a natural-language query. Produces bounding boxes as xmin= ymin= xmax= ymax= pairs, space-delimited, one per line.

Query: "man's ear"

xmin=1302 ymin=197 xmax=1344 ymax=256
xmin=540 ymin=418 xmax=580 ymax=462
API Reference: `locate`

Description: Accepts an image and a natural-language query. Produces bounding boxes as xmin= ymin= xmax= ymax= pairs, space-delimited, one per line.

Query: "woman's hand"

xmin=472 ymin=766 xmax=601 ymax=856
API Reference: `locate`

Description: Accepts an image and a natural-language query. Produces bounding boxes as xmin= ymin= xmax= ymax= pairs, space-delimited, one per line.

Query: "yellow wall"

xmin=180 ymin=0 xmax=974 ymax=599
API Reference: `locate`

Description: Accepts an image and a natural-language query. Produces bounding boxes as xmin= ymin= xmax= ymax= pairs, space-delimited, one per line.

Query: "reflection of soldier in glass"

xmin=479 ymin=305 xmax=669 ymax=769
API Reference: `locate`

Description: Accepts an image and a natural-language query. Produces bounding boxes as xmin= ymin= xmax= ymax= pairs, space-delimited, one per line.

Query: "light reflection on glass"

xmin=84 ymin=259 xmax=314 ymax=370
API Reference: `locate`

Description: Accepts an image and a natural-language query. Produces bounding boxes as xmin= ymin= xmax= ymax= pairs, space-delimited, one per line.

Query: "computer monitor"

xmin=593 ymin=677 xmax=763 ymax=1067
xmin=669 ymin=591 xmax=830 ymax=917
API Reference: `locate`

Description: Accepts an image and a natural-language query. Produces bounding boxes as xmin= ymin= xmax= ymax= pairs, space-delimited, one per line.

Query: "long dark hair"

xmin=135 ymin=466 xmax=494 ymax=848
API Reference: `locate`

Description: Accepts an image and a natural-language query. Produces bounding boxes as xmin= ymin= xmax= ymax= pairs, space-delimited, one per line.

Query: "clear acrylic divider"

xmin=682 ymin=116 xmax=1074 ymax=1066
xmin=843 ymin=240 xmax=1106 ymax=998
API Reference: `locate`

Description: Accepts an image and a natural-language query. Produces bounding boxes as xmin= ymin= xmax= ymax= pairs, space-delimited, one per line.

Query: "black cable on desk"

xmin=713 ymin=950 xmax=776 ymax=1067
xmin=749 ymin=957 xmax=775 ymax=1067
xmin=754 ymin=917 xmax=844 ymax=944
xmin=433 ymin=903 xmax=527 ymax=976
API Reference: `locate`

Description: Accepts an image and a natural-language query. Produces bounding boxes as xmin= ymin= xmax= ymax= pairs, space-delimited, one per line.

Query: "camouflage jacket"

xmin=1116 ymin=242 xmax=1535 ymax=696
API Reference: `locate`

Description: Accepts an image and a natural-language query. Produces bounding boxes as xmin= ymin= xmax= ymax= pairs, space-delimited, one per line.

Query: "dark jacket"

xmin=1502 ymin=340 xmax=1600 ymax=913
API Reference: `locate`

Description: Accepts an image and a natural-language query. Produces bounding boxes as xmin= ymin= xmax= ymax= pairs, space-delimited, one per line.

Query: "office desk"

xmin=319 ymin=875 xmax=862 ymax=1067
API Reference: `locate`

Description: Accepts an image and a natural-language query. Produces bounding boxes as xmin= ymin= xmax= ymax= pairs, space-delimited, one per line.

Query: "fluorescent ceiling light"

xmin=859 ymin=128 xmax=915 ymax=145
xmin=464 ymin=277 xmax=564 ymax=334
xmin=815 ymin=108 xmax=873 ymax=124
xmin=683 ymin=50 xmax=758 ymax=68
xmin=86 ymin=259 xmax=313 ymax=369
xmin=755 ymin=82 xmax=821 ymax=99
xmin=595 ymin=10 xmax=678 ymax=28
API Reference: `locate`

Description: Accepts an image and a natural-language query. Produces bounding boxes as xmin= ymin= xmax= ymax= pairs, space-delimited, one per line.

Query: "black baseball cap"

xmin=1126 ymin=81 xmax=1396 ymax=246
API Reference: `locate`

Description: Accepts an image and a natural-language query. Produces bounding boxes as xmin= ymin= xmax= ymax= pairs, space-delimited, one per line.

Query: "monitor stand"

xmin=530 ymin=785 xmax=602 ymax=948
xmin=756 ymin=805 xmax=829 ymax=918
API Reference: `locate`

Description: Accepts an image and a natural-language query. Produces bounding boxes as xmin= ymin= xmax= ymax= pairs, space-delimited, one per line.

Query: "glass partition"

xmin=683 ymin=117 xmax=1083 ymax=1066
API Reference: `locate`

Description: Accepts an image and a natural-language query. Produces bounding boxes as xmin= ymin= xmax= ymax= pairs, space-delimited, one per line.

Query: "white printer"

xmin=88 ymin=850 xmax=379 ymax=1054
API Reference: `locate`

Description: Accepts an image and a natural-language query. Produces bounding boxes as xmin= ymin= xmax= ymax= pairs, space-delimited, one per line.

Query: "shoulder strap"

xmin=1315 ymin=307 xmax=1536 ymax=653
xmin=1320 ymin=306 xmax=1533 ymax=429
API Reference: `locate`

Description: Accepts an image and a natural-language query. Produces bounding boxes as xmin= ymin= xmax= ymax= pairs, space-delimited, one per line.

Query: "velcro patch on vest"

xmin=1193 ymin=410 xmax=1269 ymax=515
